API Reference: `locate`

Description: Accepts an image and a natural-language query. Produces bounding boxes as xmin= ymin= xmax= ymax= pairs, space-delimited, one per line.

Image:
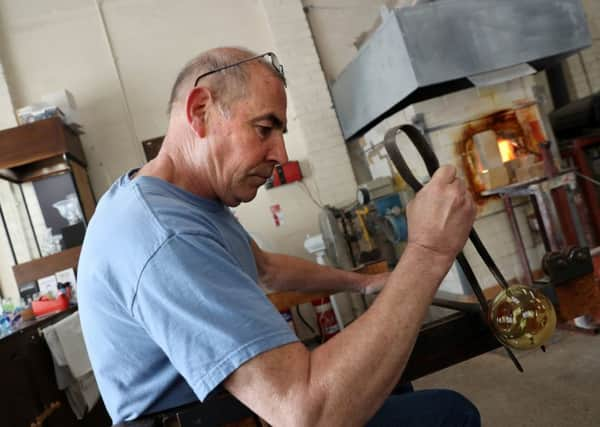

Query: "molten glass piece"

xmin=489 ymin=285 xmax=556 ymax=350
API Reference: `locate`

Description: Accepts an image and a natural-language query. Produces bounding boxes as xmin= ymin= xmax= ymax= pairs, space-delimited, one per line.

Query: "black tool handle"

xmin=383 ymin=125 xmax=509 ymax=289
xmin=383 ymin=124 xmax=522 ymax=371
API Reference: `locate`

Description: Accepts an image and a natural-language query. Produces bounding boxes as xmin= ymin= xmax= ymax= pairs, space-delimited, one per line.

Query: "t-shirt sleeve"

xmin=131 ymin=232 xmax=299 ymax=400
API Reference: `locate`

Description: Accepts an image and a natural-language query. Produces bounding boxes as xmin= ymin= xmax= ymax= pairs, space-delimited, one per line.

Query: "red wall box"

xmin=267 ymin=161 xmax=302 ymax=188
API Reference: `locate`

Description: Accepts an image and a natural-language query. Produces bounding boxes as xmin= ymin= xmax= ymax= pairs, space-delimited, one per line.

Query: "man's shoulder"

xmin=80 ymin=175 xmax=232 ymax=269
xmin=133 ymin=175 xmax=231 ymax=236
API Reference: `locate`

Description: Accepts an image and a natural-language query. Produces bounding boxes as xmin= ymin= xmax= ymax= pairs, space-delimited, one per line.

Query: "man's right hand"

xmin=405 ymin=165 xmax=476 ymax=261
xmin=225 ymin=166 xmax=477 ymax=427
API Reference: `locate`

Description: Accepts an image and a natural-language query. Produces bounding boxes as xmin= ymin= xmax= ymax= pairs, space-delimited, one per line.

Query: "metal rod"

xmin=383 ymin=125 xmax=525 ymax=371
xmin=18 ymin=184 xmax=42 ymax=257
xmin=468 ymin=230 xmax=509 ymax=289
xmin=64 ymin=155 xmax=88 ymax=227
xmin=504 ymin=347 xmax=524 ymax=372
xmin=0 ymin=203 xmax=17 ymax=265
xmin=455 ymin=253 xmax=489 ymax=315
xmin=503 ymin=196 xmax=534 ymax=286
xmin=529 ymin=195 xmax=552 ymax=251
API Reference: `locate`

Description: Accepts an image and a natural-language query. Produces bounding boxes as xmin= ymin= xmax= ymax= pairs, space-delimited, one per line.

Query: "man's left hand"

xmin=360 ymin=272 xmax=390 ymax=295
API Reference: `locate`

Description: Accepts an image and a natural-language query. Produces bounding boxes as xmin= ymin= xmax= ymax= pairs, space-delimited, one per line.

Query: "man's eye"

xmin=255 ymin=125 xmax=272 ymax=139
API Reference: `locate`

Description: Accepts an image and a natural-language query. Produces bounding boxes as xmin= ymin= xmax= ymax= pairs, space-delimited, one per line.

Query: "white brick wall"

xmin=361 ymin=77 xmax=548 ymax=288
xmin=261 ymin=0 xmax=357 ymax=207
xmin=564 ymin=0 xmax=600 ymax=99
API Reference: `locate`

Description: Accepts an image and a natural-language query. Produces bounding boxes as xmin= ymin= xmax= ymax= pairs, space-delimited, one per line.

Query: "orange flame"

xmin=498 ymin=139 xmax=516 ymax=163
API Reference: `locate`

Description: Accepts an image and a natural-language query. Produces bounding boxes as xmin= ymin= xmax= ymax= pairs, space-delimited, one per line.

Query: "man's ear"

xmin=186 ymin=87 xmax=212 ymax=138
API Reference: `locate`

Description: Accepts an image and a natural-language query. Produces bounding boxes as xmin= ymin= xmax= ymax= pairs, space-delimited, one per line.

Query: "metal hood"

xmin=331 ymin=0 xmax=591 ymax=140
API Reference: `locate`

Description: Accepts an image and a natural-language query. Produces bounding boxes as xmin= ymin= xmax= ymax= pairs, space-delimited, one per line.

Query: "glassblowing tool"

xmin=384 ymin=125 xmax=557 ymax=372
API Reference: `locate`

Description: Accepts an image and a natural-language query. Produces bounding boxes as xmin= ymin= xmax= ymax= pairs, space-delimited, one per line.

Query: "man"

xmin=78 ymin=47 xmax=480 ymax=426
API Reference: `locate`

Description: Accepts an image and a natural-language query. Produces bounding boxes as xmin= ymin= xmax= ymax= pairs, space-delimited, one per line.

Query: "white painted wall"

xmin=0 ymin=62 xmax=16 ymax=129
xmin=302 ymin=0 xmax=391 ymax=83
xmin=0 ymin=0 xmax=281 ymax=193
xmin=0 ymin=0 xmax=362 ymax=298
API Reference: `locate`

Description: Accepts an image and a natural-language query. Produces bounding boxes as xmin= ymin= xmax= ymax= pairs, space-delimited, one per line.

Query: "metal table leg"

xmin=530 ymin=195 xmax=552 ymax=252
xmin=503 ymin=195 xmax=533 ymax=285
xmin=534 ymin=189 xmax=564 ymax=251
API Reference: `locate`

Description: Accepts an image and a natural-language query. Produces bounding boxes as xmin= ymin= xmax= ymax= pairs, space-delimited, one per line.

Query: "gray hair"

xmin=167 ymin=47 xmax=273 ymax=115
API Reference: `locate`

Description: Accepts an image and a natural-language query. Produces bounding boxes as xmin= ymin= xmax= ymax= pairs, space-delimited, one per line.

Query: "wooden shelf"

xmin=13 ymin=246 xmax=82 ymax=287
xmin=0 ymin=117 xmax=86 ymax=174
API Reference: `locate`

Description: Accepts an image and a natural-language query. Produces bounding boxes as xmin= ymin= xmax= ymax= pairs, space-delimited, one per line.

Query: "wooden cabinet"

xmin=0 ymin=117 xmax=96 ymax=293
xmin=0 ymin=119 xmax=109 ymax=424
xmin=0 ymin=310 xmax=111 ymax=426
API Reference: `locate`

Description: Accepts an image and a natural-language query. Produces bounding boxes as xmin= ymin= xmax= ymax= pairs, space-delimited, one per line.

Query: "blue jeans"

xmin=367 ymin=389 xmax=481 ymax=427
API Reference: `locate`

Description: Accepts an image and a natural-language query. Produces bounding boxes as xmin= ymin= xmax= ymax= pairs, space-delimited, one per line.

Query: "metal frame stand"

xmin=483 ymin=171 xmax=585 ymax=284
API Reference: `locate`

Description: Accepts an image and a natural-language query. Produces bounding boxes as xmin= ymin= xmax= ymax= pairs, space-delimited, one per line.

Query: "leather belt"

xmin=113 ymin=393 xmax=260 ymax=427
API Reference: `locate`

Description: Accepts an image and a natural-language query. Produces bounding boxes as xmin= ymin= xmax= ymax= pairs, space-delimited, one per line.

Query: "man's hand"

xmin=406 ymin=165 xmax=476 ymax=260
xmin=360 ymin=272 xmax=390 ymax=295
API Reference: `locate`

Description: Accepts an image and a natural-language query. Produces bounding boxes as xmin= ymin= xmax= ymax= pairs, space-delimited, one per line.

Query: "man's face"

xmin=204 ymin=66 xmax=288 ymax=206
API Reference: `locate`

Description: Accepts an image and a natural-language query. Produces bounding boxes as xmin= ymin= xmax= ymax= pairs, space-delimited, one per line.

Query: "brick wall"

xmin=564 ymin=0 xmax=600 ymax=99
xmin=361 ymin=77 xmax=548 ymax=289
xmin=261 ymin=0 xmax=357 ymax=207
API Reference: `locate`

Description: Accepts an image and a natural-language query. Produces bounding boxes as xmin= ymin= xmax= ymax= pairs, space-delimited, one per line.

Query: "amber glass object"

xmin=489 ymin=285 xmax=556 ymax=350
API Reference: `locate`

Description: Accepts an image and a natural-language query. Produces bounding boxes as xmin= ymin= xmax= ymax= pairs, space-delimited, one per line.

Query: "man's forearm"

xmin=305 ymin=244 xmax=454 ymax=425
xmin=260 ymin=252 xmax=374 ymax=294
xmin=228 ymin=166 xmax=475 ymax=426
xmin=226 ymin=244 xmax=454 ymax=427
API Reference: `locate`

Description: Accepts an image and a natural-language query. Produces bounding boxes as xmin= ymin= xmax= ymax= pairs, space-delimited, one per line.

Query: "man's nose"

xmin=269 ymin=134 xmax=288 ymax=165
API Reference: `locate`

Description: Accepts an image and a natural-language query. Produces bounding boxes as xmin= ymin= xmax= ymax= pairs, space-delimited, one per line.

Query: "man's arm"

xmin=225 ymin=166 xmax=476 ymax=426
xmin=251 ymin=240 xmax=386 ymax=295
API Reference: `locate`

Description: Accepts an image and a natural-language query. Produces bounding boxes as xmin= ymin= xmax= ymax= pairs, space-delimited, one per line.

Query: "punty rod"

xmin=383 ymin=124 xmax=523 ymax=372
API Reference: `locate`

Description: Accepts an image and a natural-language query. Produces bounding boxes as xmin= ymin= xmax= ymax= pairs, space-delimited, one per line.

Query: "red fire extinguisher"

xmin=312 ymin=297 xmax=340 ymax=342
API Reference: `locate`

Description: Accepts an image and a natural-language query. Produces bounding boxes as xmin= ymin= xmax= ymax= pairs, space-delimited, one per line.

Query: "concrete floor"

xmin=414 ymin=329 xmax=600 ymax=426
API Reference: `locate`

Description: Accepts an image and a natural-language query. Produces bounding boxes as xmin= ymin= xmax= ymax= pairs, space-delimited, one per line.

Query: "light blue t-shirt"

xmin=78 ymin=171 xmax=298 ymax=423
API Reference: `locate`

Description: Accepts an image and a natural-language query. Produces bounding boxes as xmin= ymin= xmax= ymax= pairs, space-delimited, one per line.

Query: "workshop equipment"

xmin=552 ymin=95 xmax=600 ymax=244
xmin=318 ymin=207 xmax=354 ymax=271
xmin=384 ymin=124 xmax=559 ymax=370
xmin=331 ymin=0 xmax=591 ymax=140
xmin=356 ymin=179 xmax=409 ymax=264
xmin=482 ymin=171 xmax=589 ymax=285
xmin=542 ymin=247 xmax=600 ymax=324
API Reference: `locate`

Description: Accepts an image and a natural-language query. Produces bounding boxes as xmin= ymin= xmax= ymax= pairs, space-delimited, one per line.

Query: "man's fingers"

xmin=431 ymin=165 xmax=457 ymax=184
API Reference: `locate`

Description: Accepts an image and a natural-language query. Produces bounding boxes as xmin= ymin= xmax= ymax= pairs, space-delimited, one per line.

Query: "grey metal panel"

xmin=401 ymin=0 xmax=591 ymax=84
xmin=331 ymin=0 xmax=591 ymax=141
xmin=331 ymin=12 xmax=418 ymax=142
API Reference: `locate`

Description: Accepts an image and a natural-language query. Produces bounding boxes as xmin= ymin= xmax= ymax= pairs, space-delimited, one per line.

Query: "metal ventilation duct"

xmin=331 ymin=0 xmax=591 ymax=140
